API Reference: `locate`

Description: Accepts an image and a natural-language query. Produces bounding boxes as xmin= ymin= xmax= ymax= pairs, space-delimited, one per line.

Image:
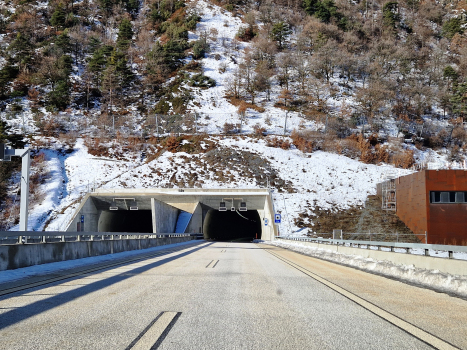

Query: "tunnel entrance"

xmin=98 ymin=210 xmax=153 ymax=233
xmin=203 ymin=210 xmax=262 ymax=241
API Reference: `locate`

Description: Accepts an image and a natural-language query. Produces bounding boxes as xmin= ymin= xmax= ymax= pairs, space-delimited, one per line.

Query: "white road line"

xmin=130 ymin=312 xmax=179 ymax=350
xmin=267 ymin=249 xmax=460 ymax=350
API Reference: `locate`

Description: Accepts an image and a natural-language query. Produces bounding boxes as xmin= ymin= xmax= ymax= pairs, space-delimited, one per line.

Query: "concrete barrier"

xmin=0 ymin=236 xmax=193 ymax=271
xmin=276 ymin=238 xmax=467 ymax=277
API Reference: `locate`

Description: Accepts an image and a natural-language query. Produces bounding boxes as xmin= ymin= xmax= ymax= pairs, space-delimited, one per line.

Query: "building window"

xmin=430 ymin=191 xmax=467 ymax=203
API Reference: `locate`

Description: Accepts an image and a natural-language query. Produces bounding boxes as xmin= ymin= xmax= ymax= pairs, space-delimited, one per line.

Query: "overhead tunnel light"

xmin=219 ymin=202 xmax=227 ymax=211
xmin=129 ymin=200 xmax=138 ymax=210
xmin=109 ymin=201 xmax=118 ymax=210
xmin=239 ymin=202 xmax=247 ymax=211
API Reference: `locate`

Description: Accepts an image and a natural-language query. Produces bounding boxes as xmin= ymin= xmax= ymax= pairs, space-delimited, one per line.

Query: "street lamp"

xmin=0 ymin=143 xmax=30 ymax=231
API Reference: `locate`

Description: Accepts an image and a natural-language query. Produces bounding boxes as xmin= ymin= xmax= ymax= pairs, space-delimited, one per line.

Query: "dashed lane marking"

xmin=126 ymin=311 xmax=182 ymax=350
xmin=206 ymin=260 xmax=219 ymax=268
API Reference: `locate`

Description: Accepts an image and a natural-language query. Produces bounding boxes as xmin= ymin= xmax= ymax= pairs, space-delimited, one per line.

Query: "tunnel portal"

xmin=98 ymin=210 xmax=153 ymax=233
xmin=203 ymin=210 xmax=262 ymax=241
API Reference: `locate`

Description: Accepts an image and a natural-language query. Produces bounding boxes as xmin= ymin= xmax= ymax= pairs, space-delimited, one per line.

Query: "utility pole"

xmin=1 ymin=144 xmax=30 ymax=231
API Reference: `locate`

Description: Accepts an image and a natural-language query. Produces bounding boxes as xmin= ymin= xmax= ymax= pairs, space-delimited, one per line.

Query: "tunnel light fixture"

xmin=231 ymin=207 xmax=236 ymax=212
xmin=219 ymin=202 xmax=227 ymax=211
xmin=239 ymin=202 xmax=247 ymax=211
xmin=109 ymin=201 xmax=118 ymax=210
xmin=129 ymin=200 xmax=138 ymax=210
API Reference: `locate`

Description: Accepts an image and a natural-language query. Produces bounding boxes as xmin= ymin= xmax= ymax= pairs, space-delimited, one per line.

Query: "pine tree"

xmin=451 ymin=83 xmax=467 ymax=119
xmin=55 ymin=30 xmax=72 ymax=54
xmin=117 ymin=19 xmax=133 ymax=51
xmin=8 ymin=33 xmax=33 ymax=72
xmin=271 ymin=22 xmax=291 ymax=50
xmin=50 ymin=4 xmax=67 ymax=29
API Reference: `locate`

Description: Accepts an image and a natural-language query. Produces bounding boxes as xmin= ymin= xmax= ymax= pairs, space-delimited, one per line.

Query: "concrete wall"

xmin=185 ymin=202 xmax=203 ymax=233
xmin=66 ymin=194 xmax=100 ymax=232
xmin=277 ymin=239 xmax=467 ymax=277
xmin=0 ymin=236 xmax=193 ymax=271
xmin=261 ymin=194 xmax=277 ymax=240
xmin=151 ymin=198 xmax=179 ymax=233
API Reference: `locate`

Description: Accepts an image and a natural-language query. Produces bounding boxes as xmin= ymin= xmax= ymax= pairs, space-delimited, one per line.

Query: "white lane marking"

xmin=267 ymin=249 xmax=460 ymax=350
xmin=130 ymin=312 xmax=179 ymax=350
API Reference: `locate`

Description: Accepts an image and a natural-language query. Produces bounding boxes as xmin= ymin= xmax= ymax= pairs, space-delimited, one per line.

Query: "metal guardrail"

xmin=0 ymin=231 xmax=195 ymax=245
xmin=277 ymin=236 xmax=467 ymax=260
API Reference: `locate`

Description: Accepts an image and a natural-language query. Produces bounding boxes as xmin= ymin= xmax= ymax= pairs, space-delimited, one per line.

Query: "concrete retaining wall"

xmin=277 ymin=239 xmax=467 ymax=277
xmin=0 ymin=236 xmax=193 ymax=271
xmin=151 ymin=198 xmax=179 ymax=234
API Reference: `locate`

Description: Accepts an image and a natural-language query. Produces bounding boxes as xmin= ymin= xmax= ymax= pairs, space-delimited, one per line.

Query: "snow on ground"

xmin=187 ymin=0 xmax=313 ymax=134
xmin=30 ymin=134 xmax=411 ymax=233
xmin=266 ymin=239 xmax=467 ymax=297
xmin=218 ymin=137 xmax=412 ymax=233
xmin=13 ymin=139 xmax=144 ymax=231
xmin=0 ymin=240 xmax=198 ymax=284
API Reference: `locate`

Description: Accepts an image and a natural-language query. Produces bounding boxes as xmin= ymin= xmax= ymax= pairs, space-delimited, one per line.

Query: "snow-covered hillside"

xmin=2 ymin=0 xmax=467 ymax=234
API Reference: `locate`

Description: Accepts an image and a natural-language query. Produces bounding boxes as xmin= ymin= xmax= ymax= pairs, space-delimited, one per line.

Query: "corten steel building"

xmin=377 ymin=170 xmax=467 ymax=245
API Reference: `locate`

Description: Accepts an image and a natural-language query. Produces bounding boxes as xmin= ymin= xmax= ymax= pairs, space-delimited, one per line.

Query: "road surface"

xmin=0 ymin=241 xmax=465 ymax=349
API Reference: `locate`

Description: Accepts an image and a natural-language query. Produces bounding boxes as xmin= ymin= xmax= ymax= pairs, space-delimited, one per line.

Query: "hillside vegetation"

xmin=0 ymin=0 xmax=466 ymax=234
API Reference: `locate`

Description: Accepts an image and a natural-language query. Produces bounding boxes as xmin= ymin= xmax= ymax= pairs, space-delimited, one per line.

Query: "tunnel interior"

xmin=203 ymin=210 xmax=262 ymax=241
xmin=98 ymin=210 xmax=153 ymax=233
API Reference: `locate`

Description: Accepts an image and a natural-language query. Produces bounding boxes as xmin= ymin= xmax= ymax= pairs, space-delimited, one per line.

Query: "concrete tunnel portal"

xmin=66 ymin=189 xmax=277 ymax=241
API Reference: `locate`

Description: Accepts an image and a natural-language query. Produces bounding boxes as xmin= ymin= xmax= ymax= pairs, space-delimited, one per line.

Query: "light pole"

xmin=0 ymin=143 xmax=30 ymax=231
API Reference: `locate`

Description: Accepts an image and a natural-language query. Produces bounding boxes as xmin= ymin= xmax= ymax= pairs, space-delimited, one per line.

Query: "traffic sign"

xmin=264 ymin=218 xmax=268 ymax=226
xmin=81 ymin=215 xmax=84 ymax=223
xmin=275 ymin=214 xmax=281 ymax=224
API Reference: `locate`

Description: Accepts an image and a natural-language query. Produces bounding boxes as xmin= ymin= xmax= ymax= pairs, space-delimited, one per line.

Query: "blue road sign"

xmin=275 ymin=214 xmax=281 ymax=224
xmin=264 ymin=218 xmax=269 ymax=226
xmin=81 ymin=215 xmax=84 ymax=223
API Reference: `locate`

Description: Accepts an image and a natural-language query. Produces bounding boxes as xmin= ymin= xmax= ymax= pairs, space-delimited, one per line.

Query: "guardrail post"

xmin=424 ymin=249 xmax=429 ymax=256
xmin=390 ymin=246 xmax=394 ymax=252
xmin=41 ymin=236 xmax=46 ymax=243
xmin=61 ymin=235 xmax=65 ymax=242
xmin=76 ymin=234 xmax=80 ymax=242
xmin=449 ymin=251 xmax=453 ymax=259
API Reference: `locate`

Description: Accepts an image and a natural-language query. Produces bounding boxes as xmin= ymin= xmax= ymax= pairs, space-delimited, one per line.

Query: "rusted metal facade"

xmin=392 ymin=170 xmax=467 ymax=245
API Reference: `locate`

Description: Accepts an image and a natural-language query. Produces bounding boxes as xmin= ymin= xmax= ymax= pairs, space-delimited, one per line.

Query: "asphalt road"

xmin=0 ymin=241 xmax=465 ymax=350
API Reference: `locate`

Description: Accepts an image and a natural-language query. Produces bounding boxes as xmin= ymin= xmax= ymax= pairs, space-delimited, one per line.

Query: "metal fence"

xmin=277 ymin=236 xmax=467 ymax=260
xmin=0 ymin=231 xmax=195 ymax=245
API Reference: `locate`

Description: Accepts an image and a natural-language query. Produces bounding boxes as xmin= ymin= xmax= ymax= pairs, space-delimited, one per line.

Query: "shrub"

xmin=391 ymin=150 xmax=415 ymax=169
xmin=223 ymin=122 xmax=238 ymax=134
xmin=267 ymin=136 xmax=290 ymax=150
xmin=291 ymin=130 xmax=314 ymax=153
xmin=192 ymin=39 xmax=209 ymax=59
xmin=253 ymin=124 xmax=266 ymax=136
xmin=189 ymin=74 xmax=216 ymax=88
xmin=236 ymin=26 xmax=256 ymax=41
xmin=165 ymin=135 xmax=180 ymax=152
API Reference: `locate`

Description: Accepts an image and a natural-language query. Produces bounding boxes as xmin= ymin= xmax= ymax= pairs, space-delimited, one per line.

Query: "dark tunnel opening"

xmin=203 ymin=210 xmax=262 ymax=241
xmin=98 ymin=210 xmax=153 ymax=233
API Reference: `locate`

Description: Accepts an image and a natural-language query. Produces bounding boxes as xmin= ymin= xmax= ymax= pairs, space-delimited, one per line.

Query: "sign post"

xmin=1 ymin=144 xmax=30 ymax=231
